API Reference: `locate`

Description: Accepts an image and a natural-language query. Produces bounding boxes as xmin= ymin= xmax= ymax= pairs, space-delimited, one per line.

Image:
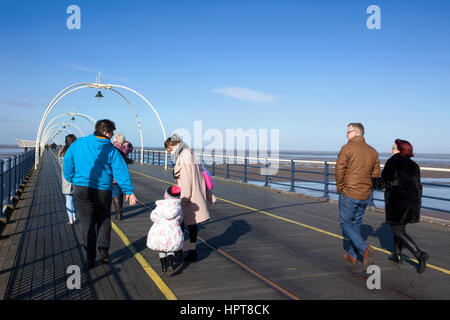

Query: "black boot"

xmin=117 ymin=195 xmax=124 ymax=220
xmin=167 ymin=255 xmax=175 ymax=272
xmin=175 ymin=250 xmax=183 ymax=263
xmin=112 ymin=197 xmax=120 ymax=221
xmin=184 ymin=250 xmax=197 ymax=262
xmin=160 ymin=257 xmax=168 ymax=273
xmin=417 ymin=251 xmax=430 ymax=274
xmin=112 ymin=196 xmax=124 ymax=221
xmin=398 ymin=233 xmax=429 ymax=273
xmin=389 ymin=234 xmax=403 ymax=264
xmin=98 ymin=247 xmax=110 ymax=264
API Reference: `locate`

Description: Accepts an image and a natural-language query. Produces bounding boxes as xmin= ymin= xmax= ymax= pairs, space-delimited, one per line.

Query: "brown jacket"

xmin=174 ymin=148 xmax=213 ymax=226
xmin=335 ymin=136 xmax=380 ymax=200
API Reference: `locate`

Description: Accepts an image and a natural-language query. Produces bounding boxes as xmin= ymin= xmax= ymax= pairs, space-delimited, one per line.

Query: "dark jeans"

xmin=73 ymin=185 xmax=113 ymax=263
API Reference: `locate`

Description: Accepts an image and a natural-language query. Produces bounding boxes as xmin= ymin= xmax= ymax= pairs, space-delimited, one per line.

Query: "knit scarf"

xmin=173 ymin=141 xmax=189 ymax=164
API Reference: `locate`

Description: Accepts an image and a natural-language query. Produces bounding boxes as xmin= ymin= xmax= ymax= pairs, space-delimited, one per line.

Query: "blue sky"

xmin=0 ymin=0 xmax=449 ymax=153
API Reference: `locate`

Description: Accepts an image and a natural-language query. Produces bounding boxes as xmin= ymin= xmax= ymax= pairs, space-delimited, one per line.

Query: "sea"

xmin=0 ymin=146 xmax=23 ymax=160
xmin=276 ymin=150 xmax=450 ymax=169
xmin=188 ymin=149 xmax=450 ymax=214
xmin=0 ymin=146 xmax=26 ymax=174
xmin=251 ymin=151 xmax=450 ymax=213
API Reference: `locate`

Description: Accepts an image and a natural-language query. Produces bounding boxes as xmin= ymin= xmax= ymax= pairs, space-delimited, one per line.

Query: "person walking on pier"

xmin=60 ymin=134 xmax=77 ymax=225
xmin=372 ymin=139 xmax=429 ymax=273
xmin=147 ymin=185 xmax=184 ymax=273
xmin=336 ymin=123 xmax=380 ymax=271
xmin=164 ymin=134 xmax=214 ymax=262
xmin=112 ymin=133 xmax=134 ymax=221
xmin=63 ymin=119 xmax=138 ymax=269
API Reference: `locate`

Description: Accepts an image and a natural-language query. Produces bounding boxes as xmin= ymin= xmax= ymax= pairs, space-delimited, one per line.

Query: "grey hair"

xmin=164 ymin=133 xmax=183 ymax=149
xmin=113 ymin=133 xmax=126 ymax=144
xmin=348 ymin=123 xmax=365 ymax=136
xmin=171 ymin=133 xmax=181 ymax=142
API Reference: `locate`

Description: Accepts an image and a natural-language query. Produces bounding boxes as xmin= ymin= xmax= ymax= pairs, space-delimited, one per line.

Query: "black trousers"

xmin=181 ymin=223 xmax=198 ymax=243
xmin=73 ymin=185 xmax=113 ymax=262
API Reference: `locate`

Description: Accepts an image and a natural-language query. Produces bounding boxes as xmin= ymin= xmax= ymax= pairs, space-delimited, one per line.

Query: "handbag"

xmin=201 ymin=164 xmax=214 ymax=190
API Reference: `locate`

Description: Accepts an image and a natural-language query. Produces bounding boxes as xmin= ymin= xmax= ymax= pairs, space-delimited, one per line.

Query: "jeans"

xmin=73 ymin=185 xmax=113 ymax=263
xmin=65 ymin=194 xmax=77 ymax=221
xmin=339 ymin=193 xmax=370 ymax=258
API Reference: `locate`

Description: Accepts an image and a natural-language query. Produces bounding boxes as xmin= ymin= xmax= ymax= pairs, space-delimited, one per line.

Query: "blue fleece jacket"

xmin=63 ymin=134 xmax=134 ymax=195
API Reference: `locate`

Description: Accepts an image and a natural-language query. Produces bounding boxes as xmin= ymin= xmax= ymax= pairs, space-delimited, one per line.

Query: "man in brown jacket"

xmin=336 ymin=123 xmax=380 ymax=271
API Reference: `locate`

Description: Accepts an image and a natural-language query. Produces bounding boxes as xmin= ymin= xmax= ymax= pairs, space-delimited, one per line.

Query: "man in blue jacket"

xmin=63 ymin=119 xmax=138 ymax=269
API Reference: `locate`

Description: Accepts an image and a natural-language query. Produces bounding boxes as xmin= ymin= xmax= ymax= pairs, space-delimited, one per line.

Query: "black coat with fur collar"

xmin=372 ymin=154 xmax=422 ymax=224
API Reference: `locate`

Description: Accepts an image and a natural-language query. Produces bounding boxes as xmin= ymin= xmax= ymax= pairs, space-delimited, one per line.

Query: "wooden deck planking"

xmin=0 ymin=169 xmax=37 ymax=298
xmin=11 ymin=166 xmax=42 ymax=299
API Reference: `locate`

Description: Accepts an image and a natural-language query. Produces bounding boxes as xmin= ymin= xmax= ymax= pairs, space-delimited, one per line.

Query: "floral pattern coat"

xmin=146 ymin=199 xmax=184 ymax=252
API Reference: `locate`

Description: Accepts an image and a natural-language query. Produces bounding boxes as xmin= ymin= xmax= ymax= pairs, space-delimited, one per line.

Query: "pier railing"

xmin=1 ymin=149 xmax=35 ymax=216
xmin=130 ymin=149 xmax=450 ymax=215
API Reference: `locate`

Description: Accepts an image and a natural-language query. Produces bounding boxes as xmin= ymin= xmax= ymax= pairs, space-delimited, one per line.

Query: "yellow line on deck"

xmin=49 ymin=152 xmax=178 ymax=299
xmin=130 ymin=169 xmax=450 ymax=276
xmin=111 ymin=221 xmax=178 ymax=300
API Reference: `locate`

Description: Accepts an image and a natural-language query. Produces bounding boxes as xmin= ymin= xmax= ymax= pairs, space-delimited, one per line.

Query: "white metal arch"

xmin=35 ymin=81 xmax=166 ymax=169
xmin=41 ymin=123 xmax=84 ymax=155
xmin=43 ymin=127 xmax=72 ymax=141
xmin=36 ymin=85 xmax=145 ymax=165
xmin=44 ymin=122 xmax=84 ymax=139
xmin=41 ymin=125 xmax=78 ymax=146
xmin=47 ymin=132 xmax=66 ymax=148
xmin=41 ymin=112 xmax=96 ymax=143
xmin=47 ymin=131 xmax=65 ymax=145
xmin=42 ymin=128 xmax=72 ymax=148
xmin=109 ymin=88 xmax=144 ymax=163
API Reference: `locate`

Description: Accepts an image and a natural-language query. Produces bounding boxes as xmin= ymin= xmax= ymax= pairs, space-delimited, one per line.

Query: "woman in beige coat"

xmin=165 ymin=134 xmax=214 ymax=262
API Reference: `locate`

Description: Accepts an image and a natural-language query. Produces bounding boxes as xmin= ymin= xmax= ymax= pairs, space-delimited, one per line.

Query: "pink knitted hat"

xmin=164 ymin=185 xmax=181 ymax=199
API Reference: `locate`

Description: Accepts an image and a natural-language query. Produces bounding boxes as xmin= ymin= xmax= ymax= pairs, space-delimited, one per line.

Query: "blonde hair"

xmin=113 ymin=133 xmax=126 ymax=144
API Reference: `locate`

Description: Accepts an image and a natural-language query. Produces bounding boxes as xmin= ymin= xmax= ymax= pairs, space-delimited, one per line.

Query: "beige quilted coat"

xmin=173 ymin=148 xmax=214 ymax=226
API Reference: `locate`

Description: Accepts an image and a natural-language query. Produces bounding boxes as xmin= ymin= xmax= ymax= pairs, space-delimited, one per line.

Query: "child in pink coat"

xmin=147 ymin=185 xmax=184 ymax=273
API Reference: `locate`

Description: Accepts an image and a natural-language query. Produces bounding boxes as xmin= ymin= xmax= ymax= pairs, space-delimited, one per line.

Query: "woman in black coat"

xmin=373 ymin=139 xmax=429 ymax=274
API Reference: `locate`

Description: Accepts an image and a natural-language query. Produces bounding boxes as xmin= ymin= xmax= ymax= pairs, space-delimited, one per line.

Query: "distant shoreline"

xmin=0 ymin=145 xmax=449 ymax=156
